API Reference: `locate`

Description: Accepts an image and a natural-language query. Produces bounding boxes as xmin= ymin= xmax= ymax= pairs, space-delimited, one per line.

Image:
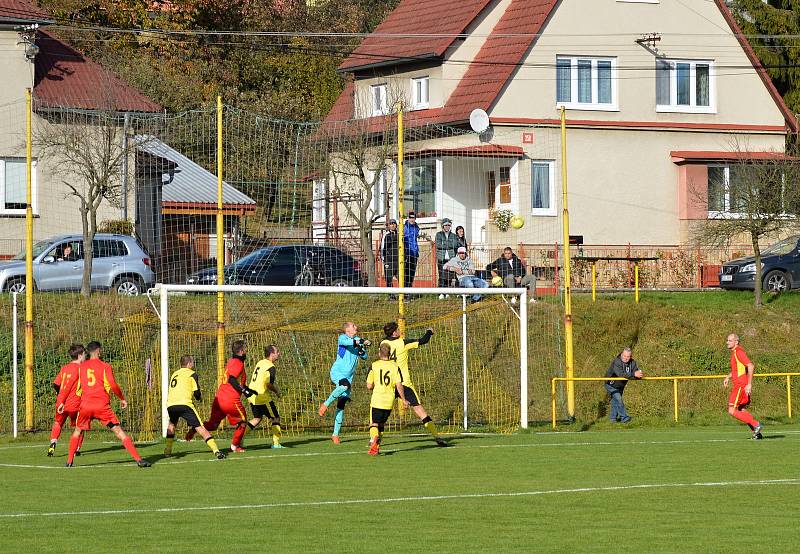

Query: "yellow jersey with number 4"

xmin=380 ymin=337 xmax=418 ymax=386
xmin=248 ymin=359 xmax=276 ymax=405
xmin=367 ymin=360 xmax=401 ymax=410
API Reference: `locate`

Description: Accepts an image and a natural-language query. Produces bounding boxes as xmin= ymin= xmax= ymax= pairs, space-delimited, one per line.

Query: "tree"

xmin=34 ymin=107 xmax=146 ymax=296
xmin=691 ymin=138 xmax=800 ymax=307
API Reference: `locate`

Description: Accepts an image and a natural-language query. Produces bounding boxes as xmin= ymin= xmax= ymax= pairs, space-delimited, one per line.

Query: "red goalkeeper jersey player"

xmin=48 ymin=344 xmax=86 ymax=457
xmin=185 ymin=340 xmax=253 ymax=452
xmin=65 ymin=341 xmax=150 ymax=467
xmin=724 ymin=333 xmax=763 ymax=439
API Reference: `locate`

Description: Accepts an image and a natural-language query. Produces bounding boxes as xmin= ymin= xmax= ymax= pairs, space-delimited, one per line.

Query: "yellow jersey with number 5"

xmin=367 ymin=360 xmax=401 ymax=410
xmin=248 ymin=359 xmax=276 ymax=405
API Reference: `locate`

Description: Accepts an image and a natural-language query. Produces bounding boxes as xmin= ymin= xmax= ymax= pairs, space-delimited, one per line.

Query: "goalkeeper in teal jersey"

xmin=318 ymin=322 xmax=369 ymax=444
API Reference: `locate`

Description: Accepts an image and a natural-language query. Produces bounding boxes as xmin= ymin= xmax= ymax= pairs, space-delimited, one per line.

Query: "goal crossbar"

xmin=155 ymin=284 xmax=528 ymax=435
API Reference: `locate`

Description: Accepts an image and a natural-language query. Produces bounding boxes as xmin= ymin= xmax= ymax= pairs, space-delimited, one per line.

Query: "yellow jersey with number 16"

xmin=367 ymin=360 xmax=402 ymax=410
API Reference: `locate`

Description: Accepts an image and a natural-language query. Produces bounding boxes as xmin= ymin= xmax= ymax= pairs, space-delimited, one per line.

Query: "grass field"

xmin=2 ymin=424 xmax=799 ymax=553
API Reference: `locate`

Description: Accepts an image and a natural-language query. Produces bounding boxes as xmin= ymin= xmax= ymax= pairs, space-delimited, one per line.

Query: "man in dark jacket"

xmin=435 ymin=218 xmax=459 ymax=292
xmin=486 ymin=247 xmax=537 ymax=303
xmin=403 ymin=211 xmax=421 ymax=289
xmin=604 ymin=347 xmax=643 ymax=423
xmin=380 ymin=219 xmax=399 ymax=287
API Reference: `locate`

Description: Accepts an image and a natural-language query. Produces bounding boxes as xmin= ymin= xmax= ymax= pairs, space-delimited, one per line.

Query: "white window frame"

xmin=494 ymin=162 xmax=519 ymax=211
xmin=390 ymin=158 xmax=441 ymax=224
xmin=411 ymin=76 xmax=430 ymax=110
xmin=371 ymin=84 xmax=388 ymax=116
xmin=656 ymin=59 xmax=716 ymax=114
xmin=556 ymin=56 xmax=619 ymax=112
xmin=371 ymin=167 xmax=390 ymax=218
xmin=707 ymin=165 xmax=743 ymax=218
xmin=0 ymin=158 xmax=37 ymax=216
xmin=530 ymin=160 xmax=557 ymax=217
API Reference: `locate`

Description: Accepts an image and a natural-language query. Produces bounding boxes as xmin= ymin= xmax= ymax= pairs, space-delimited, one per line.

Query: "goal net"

xmin=148 ymin=284 xmax=529 ymax=438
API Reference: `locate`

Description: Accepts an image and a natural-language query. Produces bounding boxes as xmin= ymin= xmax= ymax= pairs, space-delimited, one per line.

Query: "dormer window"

xmin=371 ymin=84 xmax=388 ymax=116
xmin=411 ymin=76 xmax=429 ymax=110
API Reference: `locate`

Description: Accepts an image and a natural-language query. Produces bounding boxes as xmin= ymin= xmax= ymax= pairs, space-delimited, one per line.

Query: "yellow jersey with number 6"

xmin=367 ymin=360 xmax=401 ymax=410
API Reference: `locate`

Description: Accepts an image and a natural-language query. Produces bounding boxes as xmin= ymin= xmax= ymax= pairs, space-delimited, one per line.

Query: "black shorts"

xmin=251 ymin=401 xmax=280 ymax=420
xmin=395 ymin=384 xmax=420 ymax=407
xmin=167 ymin=405 xmax=202 ymax=428
xmin=371 ymin=407 xmax=392 ymax=426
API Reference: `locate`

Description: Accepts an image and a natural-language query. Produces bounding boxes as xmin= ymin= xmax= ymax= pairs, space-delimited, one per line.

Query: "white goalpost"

xmin=154 ymin=284 xmax=528 ymax=438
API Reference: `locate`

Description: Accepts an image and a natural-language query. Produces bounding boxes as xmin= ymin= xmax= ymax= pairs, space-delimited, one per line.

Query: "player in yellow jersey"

xmin=381 ymin=321 xmax=447 ymax=447
xmin=165 ymin=355 xmax=226 ymax=459
xmin=366 ymin=344 xmax=408 ymax=456
xmin=242 ymin=345 xmax=285 ymax=449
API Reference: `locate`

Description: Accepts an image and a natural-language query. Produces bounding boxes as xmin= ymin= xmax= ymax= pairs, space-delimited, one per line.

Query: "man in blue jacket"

xmin=403 ymin=211 xmax=421 ymax=289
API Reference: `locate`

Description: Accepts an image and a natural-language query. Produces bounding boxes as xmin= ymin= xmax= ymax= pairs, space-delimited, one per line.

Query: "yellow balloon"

xmin=491 ymin=275 xmax=504 ymax=287
xmin=510 ymin=215 xmax=525 ymax=229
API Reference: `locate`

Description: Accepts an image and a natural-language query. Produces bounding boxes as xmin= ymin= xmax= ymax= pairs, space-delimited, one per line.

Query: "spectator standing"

xmin=435 ymin=218 xmax=459 ymax=295
xmin=486 ymin=246 xmax=537 ymax=304
xmin=455 ymin=226 xmax=468 ymax=252
xmin=443 ymin=246 xmax=488 ymax=303
xmin=403 ymin=211 xmax=421 ymax=289
xmin=380 ymin=219 xmax=399 ymax=288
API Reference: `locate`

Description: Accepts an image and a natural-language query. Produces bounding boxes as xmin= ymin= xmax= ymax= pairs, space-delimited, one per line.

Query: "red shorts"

xmin=728 ymin=384 xmax=750 ymax=408
xmin=53 ymin=409 xmax=79 ymax=428
xmin=206 ymin=396 xmax=247 ymax=429
xmin=76 ymin=404 xmax=120 ymax=430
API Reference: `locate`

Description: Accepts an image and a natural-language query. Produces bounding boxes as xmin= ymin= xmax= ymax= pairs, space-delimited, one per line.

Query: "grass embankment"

xmin=562 ymin=291 xmax=800 ymax=428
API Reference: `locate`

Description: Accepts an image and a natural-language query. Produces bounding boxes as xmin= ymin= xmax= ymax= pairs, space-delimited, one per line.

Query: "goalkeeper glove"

xmin=357 ymin=338 xmax=371 ymax=347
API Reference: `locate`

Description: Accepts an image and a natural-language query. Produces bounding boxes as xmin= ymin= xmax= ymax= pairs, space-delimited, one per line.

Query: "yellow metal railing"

xmin=550 ymin=373 xmax=800 ymax=429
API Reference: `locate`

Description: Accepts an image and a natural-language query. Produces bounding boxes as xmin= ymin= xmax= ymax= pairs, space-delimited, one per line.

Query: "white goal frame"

xmin=154 ymin=284 xmax=528 ymax=436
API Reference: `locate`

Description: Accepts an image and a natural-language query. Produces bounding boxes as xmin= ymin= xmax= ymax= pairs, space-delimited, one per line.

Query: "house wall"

xmin=0 ymin=112 xmax=132 ymax=256
xmin=492 ymin=0 xmax=787 ymax=128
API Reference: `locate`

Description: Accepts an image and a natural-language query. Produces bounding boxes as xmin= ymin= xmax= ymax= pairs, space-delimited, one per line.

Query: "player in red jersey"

xmin=48 ymin=344 xmax=86 ymax=457
xmin=185 ymin=340 xmax=254 ymax=452
xmin=65 ymin=341 xmax=150 ymax=467
xmin=724 ymin=333 xmax=763 ymax=439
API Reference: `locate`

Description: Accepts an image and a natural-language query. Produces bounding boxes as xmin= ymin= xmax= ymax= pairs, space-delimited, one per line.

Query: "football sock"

xmin=164 ymin=435 xmax=175 ymax=455
xmin=733 ymin=409 xmax=757 ymax=427
xmin=67 ymin=435 xmax=80 ymax=464
xmin=121 ymin=436 xmax=142 ymax=461
xmin=271 ymin=424 xmax=282 ymax=446
xmin=325 ymin=385 xmax=349 ymax=406
xmin=205 ymin=437 xmax=220 ymax=453
xmin=369 ymin=426 xmax=379 ymax=444
xmin=333 ymin=408 xmax=345 ymax=436
xmin=77 ymin=432 xmax=85 ymax=451
xmin=232 ymin=424 xmax=247 ymax=447
xmin=422 ymin=416 xmax=439 ymax=437
xmin=50 ymin=422 xmax=62 ymax=442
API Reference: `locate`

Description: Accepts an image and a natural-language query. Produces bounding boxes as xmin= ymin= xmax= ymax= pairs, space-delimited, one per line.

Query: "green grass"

xmin=2 ymin=424 xmax=799 ymax=552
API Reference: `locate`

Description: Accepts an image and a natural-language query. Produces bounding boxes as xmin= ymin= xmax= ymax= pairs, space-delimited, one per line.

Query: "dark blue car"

xmin=186 ymin=245 xmax=366 ymax=287
xmin=719 ymin=235 xmax=800 ymax=292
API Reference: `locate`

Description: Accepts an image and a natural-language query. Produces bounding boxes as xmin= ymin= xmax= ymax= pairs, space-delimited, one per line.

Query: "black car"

xmin=186 ymin=245 xmax=366 ymax=287
xmin=719 ymin=235 xmax=800 ymax=292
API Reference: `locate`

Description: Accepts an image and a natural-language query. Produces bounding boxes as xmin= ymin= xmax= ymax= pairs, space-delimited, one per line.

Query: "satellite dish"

xmin=469 ymin=108 xmax=490 ymax=134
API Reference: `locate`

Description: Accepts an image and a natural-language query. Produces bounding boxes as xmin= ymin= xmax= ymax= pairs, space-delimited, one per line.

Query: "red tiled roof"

xmin=33 ymin=31 xmax=161 ymax=113
xmin=670 ymin=150 xmax=796 ymax=163
xmin=440 ymin=0 xmax=556 ymax=123
xmin=328 ymin=0 xmax=796 ymax=133
xmin=338 ymin=0 xmax=494 ymax=72
xmin=0 ymin=0 xmax=51 ymax=22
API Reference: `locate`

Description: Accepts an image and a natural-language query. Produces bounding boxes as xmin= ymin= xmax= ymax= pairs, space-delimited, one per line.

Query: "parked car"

xmin=186 ymin=245 xmax=366 ymax=287
xmin=719 ymin=235 xmax=800 ymax=292
xmin=0 ymin=234 xmax=155 ymax=296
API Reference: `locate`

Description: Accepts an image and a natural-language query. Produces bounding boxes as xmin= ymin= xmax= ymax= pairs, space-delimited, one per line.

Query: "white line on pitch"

xmin=0 ymin=435 xmax=786 ymax=470
xmin=1 ymin=478 xmax=799 ymax=518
